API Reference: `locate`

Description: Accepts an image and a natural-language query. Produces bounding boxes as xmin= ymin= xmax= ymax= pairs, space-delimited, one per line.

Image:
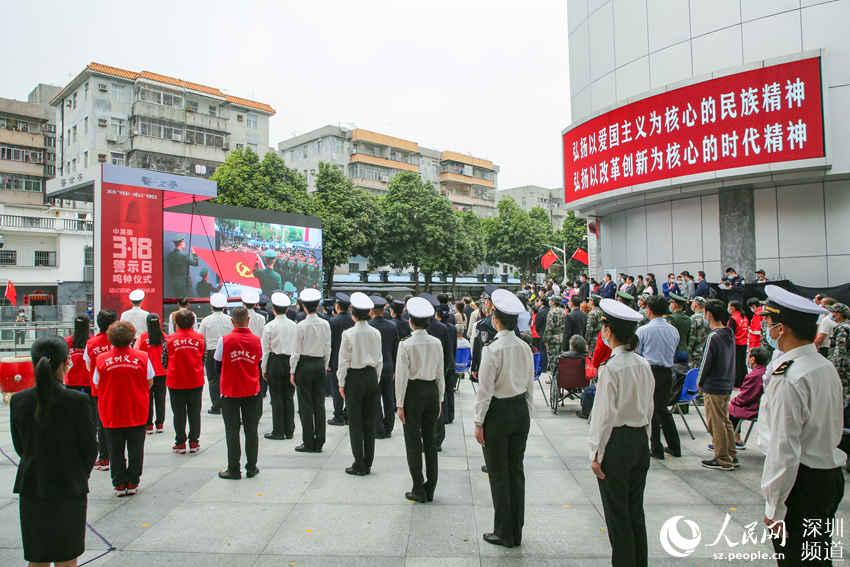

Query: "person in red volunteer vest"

xmin=134 ymin=313 xmax=168 ymax=435
xmin=214 ymin=306 xmax=262 ymax=480
xmin=162 ymin=310 xmax=206 ymax=454
xmin=93 ymin=321 xmax=153 ymax=497
xmin=84 ymin=309 xmax=117 ymax=472
xmin=65 ymin=313 xmax=93 ymax=395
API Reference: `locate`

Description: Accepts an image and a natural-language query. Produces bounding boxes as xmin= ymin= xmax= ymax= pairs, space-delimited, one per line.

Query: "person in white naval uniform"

xmin=119 ymin=289 xmax=149 ymax=339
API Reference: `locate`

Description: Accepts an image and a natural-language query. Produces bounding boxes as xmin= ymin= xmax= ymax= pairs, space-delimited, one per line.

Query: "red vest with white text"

xmin=85 ymin=333 xmax=114 ymax=396
xmin=165 ymin=329 xmax=205 ymax=389
xmin=220 ymin=328 xmax=262 ymax=398
xmin=65 ymin=335 xmax=92 ymax=387
xmin=95 ymin=346 xmax=150 ymax=428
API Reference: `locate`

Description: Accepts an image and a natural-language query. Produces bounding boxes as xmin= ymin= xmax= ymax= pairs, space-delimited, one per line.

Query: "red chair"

xmin=551 ymin=356 xmax=588 ymax=414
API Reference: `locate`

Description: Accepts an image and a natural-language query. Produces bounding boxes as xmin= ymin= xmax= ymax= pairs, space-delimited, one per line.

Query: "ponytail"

xmin=31 ymin=336 xmax=69 ymax=424
xmin=625 ymin=334 xmax=639 ymax=352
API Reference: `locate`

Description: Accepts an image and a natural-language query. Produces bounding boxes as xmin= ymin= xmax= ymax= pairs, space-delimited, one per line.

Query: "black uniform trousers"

xmin=204 ymin=349 xmax=221 ymax=411
xmin=343 ymin=366 xmax=379 ymax=473
xmin=105 ymin=424 xmax=146 ymax=488
xmin=328 ymin=367 xmax=346 ymax=421
xmin=170 ymin=386 xmax=203 ymax=445
xmin=296 ymin=356 xmax=327 ymax=451
xmin=267 ymin=353 xmax=295 ymax=437
xmin=220 ymin=393 xmax=260 ymax=473
xmin=649 ymin=365 xmax=681 ymax=455
xmin=147 ymin=375 xmax=167 ymax=427
xmin=375 ymin=372 xmax=396 ymax=436
xmin=257 ymin=363 xmax=267 ymax=419
xmin=92 ymin=395 xmax=109 ymax=461
xmin=402 ymin=380 xmax=440 ymax=498
xmin=774 ymin=464 xmax=844 ymax=567
xmin=597 ymin=426 xmax=650 ymax=567
xmin=436 ymin=371 xmax=457 ymax=447
xmin=734 ymin=343 xmax=747 ymax=389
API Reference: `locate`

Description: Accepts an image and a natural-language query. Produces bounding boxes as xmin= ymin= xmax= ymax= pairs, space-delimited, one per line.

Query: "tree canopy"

xmin=551 ymin=211 xmax=589 ymax=280
xmin=482 ymin=197 xmax=553 ymax=284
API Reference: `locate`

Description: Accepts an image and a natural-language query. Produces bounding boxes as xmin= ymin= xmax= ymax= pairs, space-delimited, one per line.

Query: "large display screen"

xmin=162 ymin=211 xmax=322 ymax=300
xmin=562 ymin=56 xmax=825 ymax=205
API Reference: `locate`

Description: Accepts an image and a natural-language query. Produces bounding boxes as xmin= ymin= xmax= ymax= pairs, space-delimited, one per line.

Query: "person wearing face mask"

xmin=827 ymin=302 xmax=850 ymax=399
xmin=726 ymin=301 xmax=750 ymax=389
xmin=814 ymin=297 xmax=838 ymax=358
xmin=758 ymin=285 xmax=845 ymax=565
xmin=661 ymin=273 xmax=679 ymax=299
xmin=722 ymin=268 xmax=745 ymax=304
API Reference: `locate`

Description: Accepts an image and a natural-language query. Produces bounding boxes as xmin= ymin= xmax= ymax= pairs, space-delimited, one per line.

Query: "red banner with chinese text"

xmin=562 ymin=57 xmax=824 ymax=205
xmin=100 ymin=183 xmax=163 ymax=317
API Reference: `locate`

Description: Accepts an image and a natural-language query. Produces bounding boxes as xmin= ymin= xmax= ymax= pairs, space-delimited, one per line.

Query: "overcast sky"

xmin=5 ymin=0 xmax=570 ymax=190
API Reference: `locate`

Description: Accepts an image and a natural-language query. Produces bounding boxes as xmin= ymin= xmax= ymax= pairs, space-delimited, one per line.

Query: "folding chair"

xmin=533 ymin=352 xmax=548 ymax=406
xmin=551 ymin=356 xmax=587 ymax=414
xmin=672 ymin=368 xmax=708 ymax=440
xmin=455 ymin=347 xmax=472 ymax=393
xmin=734 ymin=418 xmax=756 ymax=448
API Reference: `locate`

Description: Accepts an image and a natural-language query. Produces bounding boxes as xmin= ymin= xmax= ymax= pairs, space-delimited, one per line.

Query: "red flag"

xmin=4 ymin=281 xmax=16 ymax=306
xmin=541 ymin=250 xmax=558 ymax=270
xmin=571 ymin=248 xmax=589 ymax=265
xmin=193 ymin=248 xmax=263 ymax=288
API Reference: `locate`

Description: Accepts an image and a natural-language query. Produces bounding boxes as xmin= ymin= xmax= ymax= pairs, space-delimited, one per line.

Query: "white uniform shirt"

xmin=474 ymin=330 xmax=534 ymax=426
xmin=261 ymin=313 xmax=298 ymax=373
xmin=247 ymin=309 xmax=266 ymax=338
xmin=168 ymin=309 xmax=199 ymax=334
xmin=817 ymin=316 xmax=838 ymax=349
xmin=198 ymin=311 xmax=234 ymax=351
xmin=588 ymin=346 xmax=655 ymax=462
xmin=395 ymin=329 xmax=444 ymax=406
xmin=290 ymin=313 xmax=331 ymax=374
xmin=757 ymin=343 xmax=845 ymax=521
xmin=336 ymin=321 xmax=383 ymax=387
xmin=120 ymin=306 xmax=149 ymax=338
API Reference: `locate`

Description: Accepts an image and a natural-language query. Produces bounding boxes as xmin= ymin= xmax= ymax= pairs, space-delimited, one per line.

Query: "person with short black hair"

xmin=369 ymin=296 xmax=400 ymax=440
xmin=694 ymin=271 xmax=709 ymax=298
xmin=727 ymin=300 xmax=750 ymax=388
xmin=391 ymin=300 xmax=412 ymax=340
xmin=198 ymin=293 xmax=233 ymax=415
xmin=723 ymin=267 xmax=745 ymax=304
xmin=328 ymin=292 xmax=355 ymax=426
xmin=168 ymin=296 xmax=198 ymax=334
xmin=134 ymin=313 xmax=167 ymax=435
xmin=163 ymin=309 xmax=207 ymax=455
xmin=561 ymin=294 xmax=588 ymax=351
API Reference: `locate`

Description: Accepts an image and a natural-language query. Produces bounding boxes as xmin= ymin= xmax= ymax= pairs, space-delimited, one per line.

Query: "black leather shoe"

xmin=481 ymin=465 xmax=488 ymax=473
xmin=664 ymin=447 xmax=681 ymax=458
xmin=246 ymin=466 xmax=260 ymax=478
xmin=285 ymin=435 xmax=293 ymax=439
xmin=436 ymin=446 xmax=442 ymax=452
xmin=264 ymin=433 xmax=286 ymax=440
xmin=218 ymin=469 xmax=241 ymax=480
xmin=426 ymin=492 xmax=434 ymax=502
xmin=365 ymin=468 xmax=371 ymax=475
xmin=295 ymin=444 xmax=315 ymax=453
xmin=207 ymin=408 xmax=221 ymax=415
xmin=376 ymin=433 xmax=386 ymax=439
xmin=327 ymin=417 xmax=346 ymax=426
xmin=385 ymin=431 xmax=392 ymax=438
xmin=650 ymin=450 xmax=665 ymax=460
xmin=483 ymin=533 xmax=513 ymax=548
xmin=345 ymin=467 xmax=367 ymax=476
xmin=405 ymin=491 xmax=427 ymax=503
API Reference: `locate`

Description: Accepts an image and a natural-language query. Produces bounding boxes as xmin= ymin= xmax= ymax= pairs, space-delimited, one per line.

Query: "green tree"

xmin=314 ymin=162 xmax=382 ymax=292
xmin=551 ymin=211 xmax=589 ymax=281
xmin=439 ymin=209 xmax=486 ymax=298
xmin=482 ymin=198 xmax=553 ymax=285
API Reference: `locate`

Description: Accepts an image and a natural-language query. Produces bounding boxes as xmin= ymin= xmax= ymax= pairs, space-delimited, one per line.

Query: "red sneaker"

xmin=95 ymin=459 xmax=110 ymax=471
xmin=145 ymin=425 xmax=154 ymax=435
xmin=156 ymin=423 xmax=164 ymax=433
xmin=189 ymin=442 xmax=200 ymax=453
xmin=115 ymin=483 xmax=126 ymax=497
xmin=173 ymin=443 xmax=187 ymax=454
xmin=125 ymin=483 xmax=138 ymax=495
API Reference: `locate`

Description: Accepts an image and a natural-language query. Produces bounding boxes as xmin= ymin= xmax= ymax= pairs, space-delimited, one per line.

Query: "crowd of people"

xmin=7 ymin=270 xmax=847 ymax=567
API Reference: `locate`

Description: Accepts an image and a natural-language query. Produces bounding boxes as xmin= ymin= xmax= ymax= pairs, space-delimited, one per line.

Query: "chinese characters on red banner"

xmin=562 ymin=57 xmax=824 ymax=205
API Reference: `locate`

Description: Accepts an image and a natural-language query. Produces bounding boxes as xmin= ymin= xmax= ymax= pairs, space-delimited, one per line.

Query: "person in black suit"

xmin=11 ymin=336 xmax=98 ymax=567
xmin=578 ymin=274 xmax=590 ymax=302
xmin=419 ymin=293 xmax=454 ymax=450
xmin=534 ymin=298 xmax=550 ymax=370
xmin=369 ymin=296 xmax=400 ymax=439
xmin=435 ymin=305 xmax=458 ymax=424
xmin=391 ymin=300 xmax=412 ymax=340
xmin=562 ymin=295 xmax=588 ymax=351
xmin=328 ymin=293 xmax=355 ymax=425
xmin=625 ymin=276 xmax=638 ymax=298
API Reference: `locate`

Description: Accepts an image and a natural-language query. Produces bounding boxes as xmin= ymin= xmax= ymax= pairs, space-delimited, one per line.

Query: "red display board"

xmin=562 ymin=57 xmax=825 ymax=205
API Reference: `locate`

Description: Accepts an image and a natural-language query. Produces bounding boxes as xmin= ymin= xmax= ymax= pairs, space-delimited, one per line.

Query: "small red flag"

xmin=5 ymin=281 xmax=16 ymax=306
xmin=571 ymin=248 xmax=589 ymax=265
xmin=541 ymin=250 xmax=559 ymax=270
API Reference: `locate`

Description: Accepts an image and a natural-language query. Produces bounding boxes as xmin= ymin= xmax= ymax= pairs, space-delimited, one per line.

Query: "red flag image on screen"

xmin=571 ymin=248 xmax=589 ymax=265
xmin=541 ymin=250 xmax=559 ymax=270
xmin=4 ymin=281 xmax=16 ymax=306
xmin=193 ymin=248 xmax=262 ymax=288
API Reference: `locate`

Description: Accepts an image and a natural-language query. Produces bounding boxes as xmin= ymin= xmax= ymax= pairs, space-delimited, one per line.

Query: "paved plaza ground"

xmin=0 ymin=374 xmax=847 ymax=566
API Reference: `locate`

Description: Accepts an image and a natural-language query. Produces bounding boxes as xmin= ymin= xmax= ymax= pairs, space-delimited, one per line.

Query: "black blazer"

xmin=369 ymin=316 xmax=400 ymax=378
xmin=11 ymin=383 xmax=98 ymax=497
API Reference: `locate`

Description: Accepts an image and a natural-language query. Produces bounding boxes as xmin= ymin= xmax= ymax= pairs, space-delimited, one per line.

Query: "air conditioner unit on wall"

xmin=106 ymin=134 xmax=117 ymax=142
xmin=381 ymin=175 xmax=389 ymax=182
xmin=172 ymin=133 xmax=182 ymax=142
xmin=98 ymin=84 xmax=108 ymax=92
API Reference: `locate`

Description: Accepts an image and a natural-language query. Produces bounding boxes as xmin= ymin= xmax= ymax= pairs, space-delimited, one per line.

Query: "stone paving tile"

xmin=253 ymin=555 xmax=405 ymax=567
xmin=406 ymin=504 xmax=480 ymax=558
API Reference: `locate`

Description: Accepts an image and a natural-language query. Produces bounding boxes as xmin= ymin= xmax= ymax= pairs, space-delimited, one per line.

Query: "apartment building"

xmin=497 ymin=185 xmax=568 ymax=230
xmin=278 ymin=125 xmax=499 ymax=218
xmin=49 ymin=63 xmax=275 ymax=180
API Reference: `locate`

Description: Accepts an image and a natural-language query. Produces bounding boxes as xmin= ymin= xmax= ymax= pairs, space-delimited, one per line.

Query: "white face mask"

xmin=602 ymin=328 xmax=611 ymax=347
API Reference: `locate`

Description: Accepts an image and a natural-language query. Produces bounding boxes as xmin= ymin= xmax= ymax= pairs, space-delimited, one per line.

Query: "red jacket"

xmin=95 ymin=346 xmax=150 ymax=428
xmin=748 ymin=308 xmax=764 ymax=350
xmin=219 ymin=328 xmax=262 ymax=398
xmin=729 ymin=364 xmax=765 ymax=421
xmin=134 ymin=332 xmax=167 ymax=376
xmin=164 ymin=329 xmax=206 ymax=389
xmin=64 ymin=335 xmax=92 ymax=387
xmin=591 ymin=331 xmax=612 ymax=368
xmin=728 ymin=311 xmax=749 ymax=346
xmin=85 ymin=333 xmax=114 ymax=396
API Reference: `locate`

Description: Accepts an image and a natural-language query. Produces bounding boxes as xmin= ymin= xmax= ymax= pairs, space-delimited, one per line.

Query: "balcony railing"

xmin=0 ymin=214 xmax=92 ymax=232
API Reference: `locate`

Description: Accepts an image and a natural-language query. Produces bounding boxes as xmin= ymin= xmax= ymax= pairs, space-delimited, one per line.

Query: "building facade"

xmin=565 ymin=0 xmax=850 ymax=288
xmin=49 ymin=63 xmax=275 ymax=181
xmin=497 ymin=185 xmax=568 ymax=230
xmin=278 ymin=125 xmax=499 ymax=218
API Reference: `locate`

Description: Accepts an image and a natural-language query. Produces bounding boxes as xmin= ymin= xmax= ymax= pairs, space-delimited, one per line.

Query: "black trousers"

xmin=257 ymin=362 xmax=267 ymax=419
xmin=220 ymin=393 xmax=260 ymax=473
xmin=92 ymin=396 xmax=109 ymax=461
xmin=328 ymin=367 xmax=346 ymax=420
xmin=403 ymin=380 xmax=440 ymax=497
xmin=597 ymin=426 xmax=650 ymax=567
xmin=443 ymin=371 xmax=457 ymax=424
xmin=483 ymin=395 xmax=530 ymax=546
xmin=774 ymin=465 xmax=844 ymax=567
xmin=375 ymin=372 xmax=396 ymax=436
xmin=649 ymin=365 xmax=680 ymax=454
xmin=538 ymin=342 xmax=548 ymax=375
xmin=204 ymin=349 xmax=221 ymax=411
xmin=148 ymin=375 xmax=166 ymax=427
xmin=344 ymin=366 xmax=379 ymax=472
xmin=734 ymin=344 xmax=747 ymax=389
xmin=267 ymin=353 xmax=295 ymax=437
xmin=105 ymin=424 xmax=146 ymax=487
xmin=170 ymin=386 xmax=203 ymax=445
xmin=296 ymin=356 xmax=327 ymax=451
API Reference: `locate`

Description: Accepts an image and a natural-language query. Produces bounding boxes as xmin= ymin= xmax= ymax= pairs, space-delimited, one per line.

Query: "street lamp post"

xmin=543 ymin=243 xmax=569 ymax=287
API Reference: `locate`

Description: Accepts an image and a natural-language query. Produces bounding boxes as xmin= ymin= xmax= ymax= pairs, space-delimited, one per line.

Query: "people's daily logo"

xmin=660 ymin=516 xmax=701 ymax=557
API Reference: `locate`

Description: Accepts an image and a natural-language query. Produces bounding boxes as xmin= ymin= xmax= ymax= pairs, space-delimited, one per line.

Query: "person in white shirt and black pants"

xmin=474 ymin=290 xmax=534 ymax=548
xmin=588 ymin=299 xmax=655 ymax=567
xmin=262 ymin=292 xmax=298 ymax=440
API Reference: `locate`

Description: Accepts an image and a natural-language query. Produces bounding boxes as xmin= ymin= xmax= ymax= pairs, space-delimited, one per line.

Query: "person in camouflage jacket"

xmin=827 ymin=302 xmax=850 ymax=399
xmin=543 ymin=296 xmax=567 ymax=374
xmin=688 ymin=296 xmax=712 ymax=369
xmin=584 ymin=295 xmax=603 ymax=354
xmin=637 ymin=295 xmax=650 ymax=327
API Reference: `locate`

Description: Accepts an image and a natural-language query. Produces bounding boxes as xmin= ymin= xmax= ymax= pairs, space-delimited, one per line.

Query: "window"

xmin=137 ymin=117 xmax=184 ymax=141
xmin=134 ymin=85 xmax=184 ymax=109
xmin=72 ymin=125 xmax=77 ymax=142
xmin=521 ymin=197 xmax=526 ymax=206
xmin=71 ymin=158 xmax=76 ymax=172
xmin=236 ymin=143 xmax=244 ymax=150
xmin=111 ymin=85 xmax=125 ymax=103
xmin=45 ymin=165 xmax=55 ymax=176
xmin=246 ymin=114 xmax=258 ymax=129
xmin=290 ymin=150 xmax=295 ymax=162
xmin=335 ymin=138 xmax=344 ymax=153
xmin=45 ymin=137 xmax=55 ymax=148
xmin=84 ymin=246 xmax=94 ymax=266
xmin=317 ymin=140 xmax=322 ymax=154
xmin=66 ymin=129 xmax=70 ymax=146
xmin=73 ymin=92 xmax=77 ymax=109
xmin=208 ymin=105 xmax=216 ymax=116
xmin=84 ymin=82 xmax=89 ymax=100
xmin=373 ymin=146 xmax=381 ymax=157
xmin=84 ymin=117 xmax=88 ymax=135
xmin=34 ymin=250 xmax=56 ymax=267
xmin=110 ymin=118 xmax=125 ymax=136
xmin=110 ymin=152 xmax=124 ymax=166
xmin=247 ymin=142 xmax=258 ymax=153
xmin=349 ymin=263 xmax=360 ymax=273
xmin=1 ymin=144 xmax=43 ymax=163
xmin=84 ymin=151 xmax=89 ymax=168
xmin=0 ymin=250 xmax=17 ymax=266
xmin=47 ymin=124 xmax=56 ymax=133
xmin=185 ymin=125 xmax=224 ymax=148
xmin=186 ymin=101 xmax=199 ymax=112
xmin=0 ymin=172 xmax=42 ymax=192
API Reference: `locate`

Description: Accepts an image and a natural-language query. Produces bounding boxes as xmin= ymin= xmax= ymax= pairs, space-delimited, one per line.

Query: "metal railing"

xmin=0 ymin=214 xmax=92 ymax=232
xmin=0 ymin=322 xmax=76 ymax=356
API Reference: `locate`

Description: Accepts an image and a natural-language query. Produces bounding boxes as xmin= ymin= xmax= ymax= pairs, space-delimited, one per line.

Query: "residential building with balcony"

xmin=497 ymin=185 xmax=569 ymax=230
xmin=49 ymin=63 xmax=275 ymax=181
xmin=0 ymin=94 xmax=58 ymax=207
xmin=278 ymin=125 xmax=499 ymax=218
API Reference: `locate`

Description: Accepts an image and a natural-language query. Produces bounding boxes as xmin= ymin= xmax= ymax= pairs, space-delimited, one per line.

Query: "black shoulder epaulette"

xmin=484 ymin=337 xmax=499 ymax=347
xmin=772 ymin=360 xmax=794 ymax=376
xmin=599 ymin=355 xmax=614 ymax=366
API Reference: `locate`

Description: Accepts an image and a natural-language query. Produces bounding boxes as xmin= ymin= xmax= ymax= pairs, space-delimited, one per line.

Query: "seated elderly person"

xmin=456 ymin=324 xmax=470 ymax=351
xmin=557 ymin=336 xmax=594 ymax=419
xmin=725 ymin=346 xmax=768 ymax=449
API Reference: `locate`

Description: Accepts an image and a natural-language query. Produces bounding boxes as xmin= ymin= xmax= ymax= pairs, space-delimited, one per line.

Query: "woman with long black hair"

xmin=11 ymin=336 xmax=98 ymax=567
xmin=134 ymin=313 xmax=167 ymax=434
xmin=65 ymin=314 xmax=93 ymax=395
